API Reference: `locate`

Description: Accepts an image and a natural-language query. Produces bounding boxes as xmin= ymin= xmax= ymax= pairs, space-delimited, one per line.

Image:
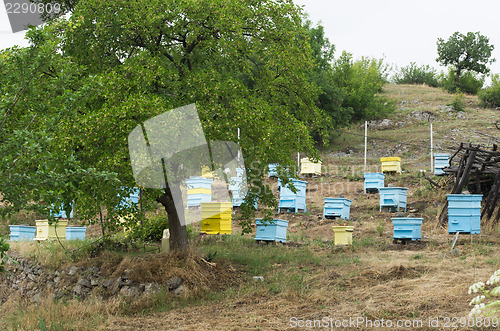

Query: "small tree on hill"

xmin=436 ymin=31 xmax=495 ymax=92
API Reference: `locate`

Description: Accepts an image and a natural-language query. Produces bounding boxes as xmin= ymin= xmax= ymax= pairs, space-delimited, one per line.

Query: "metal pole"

xmin=364 ymin=121 xmax=368 ymax=171
xmin=430 ymin=122 xmax=433 ymax=173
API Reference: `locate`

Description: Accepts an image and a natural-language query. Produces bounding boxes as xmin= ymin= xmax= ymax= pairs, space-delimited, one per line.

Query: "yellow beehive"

xmin=201 ymin=166 xmax=215 ymax=178
xmin=380 ymin=157 xmax=402 ymax=174
xmin=35 ymin=219 xmax=68 ymax=241
xmin=332 ymin=225 xmax=354 ymax=245
xmin=201 ymin=202 xmax=232 ymax=234
xmin=187 ymin=188 xmax=212 ymax=195
xmin=300 ymin=157 xmax=322 ymax=176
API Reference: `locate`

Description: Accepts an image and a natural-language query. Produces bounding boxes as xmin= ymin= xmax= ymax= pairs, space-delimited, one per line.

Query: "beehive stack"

xmin=186 ymin=176 xmax=212 ymax=207
xmin=201 ymin=202 xmax=232 ymax=234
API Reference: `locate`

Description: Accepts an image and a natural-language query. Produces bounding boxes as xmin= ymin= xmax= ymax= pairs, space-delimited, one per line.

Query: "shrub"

xmin=478 ymin=74 xmax=500 ymax=108
xmin=440 ymin=68 xmax=484 ymax=94
xmin=449 ymin=93 xmax=466 ymax=112
xmin=0 ymin=235 xmax=9 ymax=273
xmin=393 ymin=62 xmax=439 ymax=87
xmin=468 ymin=269 xmax=500 ymax=319
xmin=332 ymin=51 xmax=395 ymax=121
xmin=128 ymin=213 xmax=168 ymax=243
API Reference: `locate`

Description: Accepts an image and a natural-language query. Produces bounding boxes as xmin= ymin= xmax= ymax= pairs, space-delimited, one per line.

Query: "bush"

xmin=128 ymin=213 xmax=168 ymax=243
xmin=0 ymin=235 xmax=9 ymax=273
xmin=331 ymin=51 xmax=395 ymax=121
xmin=478 ymin=74 xmax=500 ymax=108
xmin=393 ymin=62 xmax=439 ymax=87
xmin=440 ymin=69 xmax=484 ymax=94
xmin=449 ymin=93 xmax=466 ymax=112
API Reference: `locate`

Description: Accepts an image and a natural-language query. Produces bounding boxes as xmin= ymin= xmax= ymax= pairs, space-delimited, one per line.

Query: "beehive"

xmin=363 ymin=172 xmax=385 ymax=193
xmin=35 ymin=219 xmax=68 ymax=240
xmin=332 ymin=226 xmax=354 ymax=245
xmin=201 ymin=202 xmax=232 ymax=234
xmin=434 ymin=153 xmax=450 ymax=176
xmin=9 ymin=225 xmax=36 ymax=241
xmin=117 ymin=188 xmax=140 ymax=209
xmin=447 ymin=194 xmax=482 ymax=234
xmin=380 ymin=157 xmax=402 ymax=174
xmin=278 ymin=179 xmax=307 ymax=213
xmin=268 ymin=164 xmax=278 ymax=177
xmin=229 ymin=176 xmax=257 ymax=208
xmin=392 ymin=218 xmax=422 ymax=241
xmin=323 ymin=197 xmax=352 ymax=220
xmin=186 ymin=177 xmax=212 ymax=207
xmin=300 ymin=158 xmax=322 ymax=176
xmin=254 ymin=219 xmax=289 ymax=243
xmin=50 ymin=203 xmax=74 ymax=219
xmin=65 ymin=227 xmax=87 ymax=240
xmin=379 ymin=187 xmax=408 ymax=212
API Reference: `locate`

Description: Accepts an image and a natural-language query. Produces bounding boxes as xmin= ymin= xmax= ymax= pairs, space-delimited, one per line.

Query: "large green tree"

xmin=8 ymin=0 xmax=328 ymax=253
xmin=436 ymin=31 xmax=495 ymax=88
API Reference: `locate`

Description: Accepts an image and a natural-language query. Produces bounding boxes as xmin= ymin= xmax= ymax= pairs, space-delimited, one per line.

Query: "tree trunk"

xmin=156 ymin=182 xmax=189 ymax=253
xmin=454 ymin=68 xmax=461 ymax=86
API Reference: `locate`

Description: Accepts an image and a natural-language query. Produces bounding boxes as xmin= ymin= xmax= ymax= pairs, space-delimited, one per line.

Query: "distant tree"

xmin=436 ymin=32 xmax=495 ymax=92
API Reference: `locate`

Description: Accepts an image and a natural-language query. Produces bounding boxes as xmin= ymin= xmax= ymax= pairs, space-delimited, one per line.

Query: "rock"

xmin=456 ymin=111 xmax=467 ymax=119
xmin=368 ymin=119 xmax=393 ymax=130
xmin=27 ymin=273 xmax=36 ymax=281
xmin=439 ymin=105 xmax=454 ymax=112
xmin=144 ymin=283 xmax=161 ymax=295
xmin=78 ymin=278 xmax=92 ymax=289
xmin=67 ymin=266 xmax=79 ymax=276
xmin=406 ymin=109 xmax=436 ymax=122
xmin=408 ymin=208 xmax=419 ymax=213
xmin=90 ymin=277 xmax=99 ymax=287
xmin=53 ymin=276 xmax=60 ymax=283
xmin=253 ymin=276 xmax=264 ymax=282
xmin=73 ymin=284 xmax=91 ymax=297
xmin=119 ymin=285 xmax=142 ymax=297
xmin=174 ymin=285 xmax=185 ymax=296
xmin=167 ymin=277 xmax=182 ymax=290
xmin=395 ymin=212 xmax=406 ymax=217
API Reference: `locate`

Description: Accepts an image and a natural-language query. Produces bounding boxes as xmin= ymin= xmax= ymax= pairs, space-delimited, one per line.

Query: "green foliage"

xmin=439 ymin=68 xmax=484 ymax=94
xmin=331 ymin=51 xmax=394 ymax=121
xmin=437 ymin=31 xmax=494 ymax=92
xmin=479 ymin=74 xmax=500 ymax=108
xmin=128 ymin=213 xmax=168 ymax=243
xmin=304 ymin=22 xmax=350 ymax=132
xmin=449 ymin=93 xmax=466 ymax=112
xmin=393 ymin=62 xmax=439 ymax=87
xmin=0 ymin=235 xmax=9 ymax=273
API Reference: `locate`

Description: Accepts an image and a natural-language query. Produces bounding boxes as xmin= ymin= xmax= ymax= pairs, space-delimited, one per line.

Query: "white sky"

xmin=2 ymin=0 xmax=500 ymax=77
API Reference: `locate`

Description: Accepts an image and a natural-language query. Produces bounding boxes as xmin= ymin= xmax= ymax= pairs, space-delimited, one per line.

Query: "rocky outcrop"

xmin=0 ymin=253 xmax=184 ymax=303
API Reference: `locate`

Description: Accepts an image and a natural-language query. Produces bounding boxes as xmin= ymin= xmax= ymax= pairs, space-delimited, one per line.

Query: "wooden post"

xmin=364 ymin=121 xmax=367 ymax=172
xmin=430 ymin=123 xmax=434 ymax=173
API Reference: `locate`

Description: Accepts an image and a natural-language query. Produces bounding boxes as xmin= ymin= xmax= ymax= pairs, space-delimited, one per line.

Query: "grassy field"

xmin=1 ymin=84 xmax=499 ymax=330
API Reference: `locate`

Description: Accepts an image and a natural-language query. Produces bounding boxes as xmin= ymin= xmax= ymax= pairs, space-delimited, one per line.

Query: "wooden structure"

xmin=323 ymin=197 xmax=352 ymax=220
xmin=392 ymin=218 xmax=422 ymax=242
xmin=300 ymin=157 xmax=322 ymax=176
xmin=381 ymin=157 xmax=401 ymax=174
xmin=379 ymin=187 xmax=408 ymax=212
xmin=364 ymin=172 xmax=385 ymax=193
xmin=201 ymin=202 xmax=232 ymax=234
xmin=278 ymin=179 xmax=307 ymax=213
xmin=438 ymin=143 xmax=500 ymax=225
xmin=254 ymin=219 xmax=289 ymax=243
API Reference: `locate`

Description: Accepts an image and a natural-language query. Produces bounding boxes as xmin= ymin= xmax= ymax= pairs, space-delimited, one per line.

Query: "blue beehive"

xmin=50 ymin=203 xmax=74 ymax=219
xmin=447 ymin=194 xmax=482 ymax=234
xmin=268 ymin=164 xmax=278 ymax=177
xmin=379 ymin=187 xmax=408 ymax=212
xmin=117 ymin=187 xmax=140 ymax=209
xmin=254 ymin=219 xmax=289 ymax=243
xmin=364 ymin=173 xmax=385 ymax=193
xmin=434 ymin=153 xmax=450 ymax=175
xmin=66 ymin=227 xmax=87 ymax=240
xmin=323 ymin=197 xmax=352 ymax=220
xmin=186 ymin=176 xmax=212 ymax=207
xmin=229 ymin=176 xmax=257 ymax=208
xmin=392 ymin=218 xmax=422 ymax=241
xmin=9 ymin=225 xmax=36 ymax=241
xmin=278 ymin=179 xmax=307 ymax=213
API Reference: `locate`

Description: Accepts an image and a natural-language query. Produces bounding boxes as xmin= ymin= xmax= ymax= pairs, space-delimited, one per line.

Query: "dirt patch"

xmin=76 ymin=251 xmax=243 ymax=294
